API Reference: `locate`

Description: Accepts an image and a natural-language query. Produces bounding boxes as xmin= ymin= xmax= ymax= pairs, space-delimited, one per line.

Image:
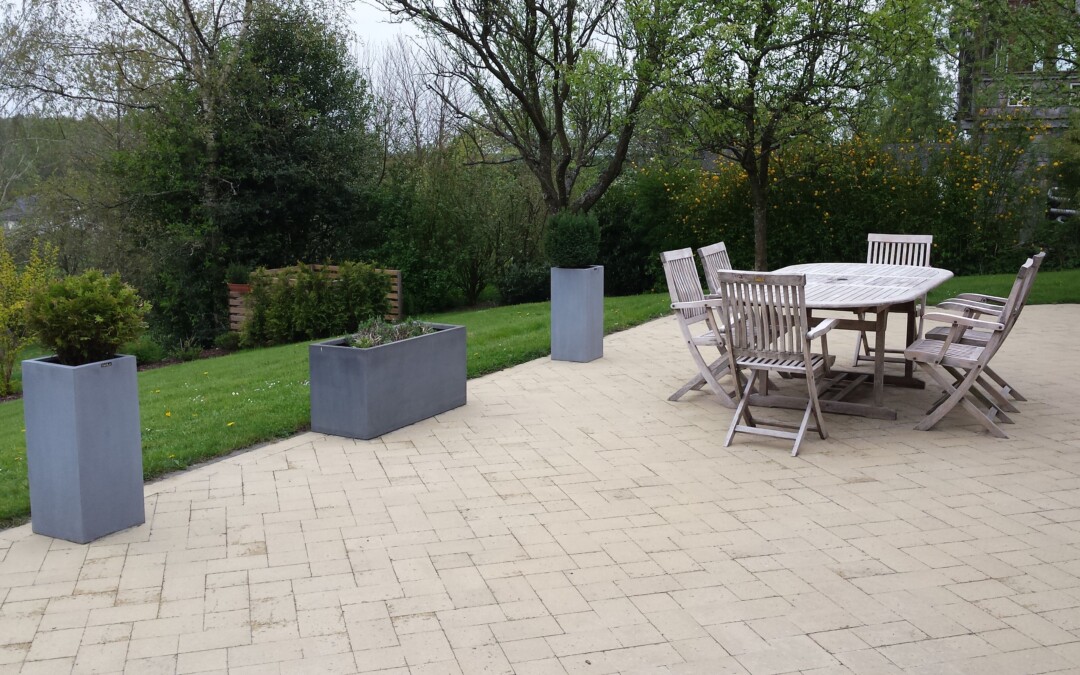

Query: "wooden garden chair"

xmin=924 ymin=251 xmax=1045 ymax=410
xmin=696 ymin=241 xmax=733 ymax=295
xmin=903 ymin=257 xmax=1035 ymax=438
xmin=661 ymin=248 xmax=736 ymax=408
xmin=854 ymin=233 xmax=934 ymax=367
xmin=712 ymin=271 xmax=838 ymax=456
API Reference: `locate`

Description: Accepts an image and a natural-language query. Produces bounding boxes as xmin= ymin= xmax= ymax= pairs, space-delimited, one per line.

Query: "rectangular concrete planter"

xmin=309 ymin=323 xmax=466 ymax=440
xmin=22 ymin=354 xmax=145 ymax=544
xmin=550 ymin=265 xmax=604 ymax=362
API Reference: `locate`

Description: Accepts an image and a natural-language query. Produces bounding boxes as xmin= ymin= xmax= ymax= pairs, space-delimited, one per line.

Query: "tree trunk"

xmin=749 ymin=174 xmax=768 ymax=271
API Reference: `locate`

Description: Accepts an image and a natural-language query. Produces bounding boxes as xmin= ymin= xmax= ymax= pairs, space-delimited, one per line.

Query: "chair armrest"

xmin=955 ymin=292 xmax=1007 ymax=305
xmin=919 ymin=312 xmax=1003 ymax=364
xmin=670 ymin=299 xmax=723 ymax=310
xmin=806 ymin=318 xmax=839 ymax=341
xmin=923 ymin=311 xmax=1004 ymax=332
xmin=936 ymin=299 xmax=1004 ymax=317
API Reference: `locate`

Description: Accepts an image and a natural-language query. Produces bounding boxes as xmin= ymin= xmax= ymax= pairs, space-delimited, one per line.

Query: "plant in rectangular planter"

xmin=22 ymin=271 xmax=150 ymax=544
xmin=546 ymin=211 xmax=603 ymax=362
xmin=309 ymin=319 xmax=466 ymax=440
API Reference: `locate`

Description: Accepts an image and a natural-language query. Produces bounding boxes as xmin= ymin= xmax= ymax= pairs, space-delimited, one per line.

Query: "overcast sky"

xmin=348 ymin=2 xmax=417 ymax=49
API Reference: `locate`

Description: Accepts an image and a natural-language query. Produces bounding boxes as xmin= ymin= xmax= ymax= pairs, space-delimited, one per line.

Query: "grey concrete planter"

xmin=22 ymin=354 xmax=145 ymax=544
xmin=550 ymin=265 xmax=604 ymax=363
xmin=310 ymin=323 xmax=466 ymax=440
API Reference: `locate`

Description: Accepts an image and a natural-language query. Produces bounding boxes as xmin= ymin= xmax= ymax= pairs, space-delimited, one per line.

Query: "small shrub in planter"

xmin=544 ymin=212 xmax=604 ymax=362
xmin=29 ymin=270 xmax=150 ymax=366
xmin=310 ymin=318 xmax=466 ymax=440
xmin=22 ymin=270 xmax=150 ymax=543
xmin=544 ymin=211 xmax=600 ymax=269
xmin=347 ymin=319 xmax=433 ymax=348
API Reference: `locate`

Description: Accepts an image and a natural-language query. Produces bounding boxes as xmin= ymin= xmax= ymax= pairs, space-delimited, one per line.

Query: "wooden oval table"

xmin=765 ymin=262 xmax=954 ymax=420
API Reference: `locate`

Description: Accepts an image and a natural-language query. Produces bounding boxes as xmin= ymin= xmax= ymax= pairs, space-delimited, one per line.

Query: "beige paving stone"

xmin=71 ymin=640 xmax=129 ymax=674
xmin=122 ymin=654 xmax=176 ymax=675
xmin=24 ymin=627 xmax=82 ymax=661
xmin=18 ymin=657 xmax=75 ymax=674
xmin=3 ymin=308 xmax=1080 ymax=673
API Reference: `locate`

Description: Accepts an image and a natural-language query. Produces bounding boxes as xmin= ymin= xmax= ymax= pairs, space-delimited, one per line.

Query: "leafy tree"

xmin=214 ymin=3 xmax=378 ymax=266
xmin=670 ymin=0 xmax=923 ymax=269
xmin=0 ymin=235 xmax=57 ymax=395
xmin=113 ymin=2 xmax=378 ymax=342
xmin=372 ymin=0 xmax=691 ymax=215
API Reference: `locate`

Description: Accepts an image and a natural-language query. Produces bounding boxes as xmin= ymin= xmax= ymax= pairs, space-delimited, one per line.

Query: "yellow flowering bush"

xmin=0 ymin=236 xmax=58 ymax=395
xmin=602 ymin=125 xmax=1050 ymax=283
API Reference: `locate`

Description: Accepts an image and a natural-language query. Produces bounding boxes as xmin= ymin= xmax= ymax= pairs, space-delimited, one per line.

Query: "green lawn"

xmin=0 ymin=293 xmax=670 ymax=527
xmin=927 ymin=267 xmax=1080 ymax=306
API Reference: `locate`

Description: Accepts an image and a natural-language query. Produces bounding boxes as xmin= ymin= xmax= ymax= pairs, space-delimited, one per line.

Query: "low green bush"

xmin=497 ymin=261 xmax=550 ymax=305
xmin=28 ymin=270 xmax=150 ymax=366
xmin=170 ymin=339 xmax=202 ymax=362
xmin=225 ymin=263 xmax=250 ymax=285
xmin=545 ymin=211 xmax=600 ymax=268
xmin=123 ymin=335 xmax=167 ymax=364
xmin=213 ymin=331 xmax=242 ymax=351
xmin=241 ymin=262 xmax=389 ymax=347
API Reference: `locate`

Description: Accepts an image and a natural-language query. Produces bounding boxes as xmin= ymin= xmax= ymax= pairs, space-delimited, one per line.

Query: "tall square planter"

xmin=550 ymin=265 xmax=604 ymax=363
xmin=22 ymin=354 xmax=145 ymax=544
xmin=310 ymin=323 xmax=466 ymax=440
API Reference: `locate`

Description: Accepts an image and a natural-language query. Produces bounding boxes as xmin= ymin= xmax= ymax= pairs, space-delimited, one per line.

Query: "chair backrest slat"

xmin=867 ymin=233 xmax=933 ymax=267
xmin=979 ymin=257 xmax=1036 ymax=363
xmin=697 ymin=241 xmax=732 ymax=295
xmin=661 ymin=248 xmax=707 ymax=323
xmin=714 ymin=271 xmax=808 ymax=358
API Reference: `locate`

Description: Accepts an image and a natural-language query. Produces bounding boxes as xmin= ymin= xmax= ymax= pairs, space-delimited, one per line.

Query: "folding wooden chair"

xmin=660 ymin=248 xmax=736 ymax=408
xmin=696 ymin=241 xmax=733 ymax=295
xmin=854 ymin=233 xmax=933 ymax=367
xmin=903 ymin=258 xmax=1036 ymax=438
xmin=925 ymin=252 xmax=1045 ymax=407
xmin=712 ymin=271 xmax=838 ymax=456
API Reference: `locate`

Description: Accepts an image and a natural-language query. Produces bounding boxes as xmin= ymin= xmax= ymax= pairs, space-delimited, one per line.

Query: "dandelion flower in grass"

xmin=227 ymin=422 xmax=235 ymax=427
xmin=165 ymin=411 xmax=171 ymax=418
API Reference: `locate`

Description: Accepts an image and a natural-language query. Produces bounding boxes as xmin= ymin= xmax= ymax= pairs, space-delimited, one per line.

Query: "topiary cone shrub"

xmin=544 ymin=211 xmax=600 ymax=268
xmin=27 ymin=270 xmax=151 ymax=366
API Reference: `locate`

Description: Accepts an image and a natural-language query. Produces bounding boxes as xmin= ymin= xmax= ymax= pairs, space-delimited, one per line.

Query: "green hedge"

xmin=241 ymin=262 xmax=389 ymax=347
xmin=596 ymin=128 xmax=1075 ymax=290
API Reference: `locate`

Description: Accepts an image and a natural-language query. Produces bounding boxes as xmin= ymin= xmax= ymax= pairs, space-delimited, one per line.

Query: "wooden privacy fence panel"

xmin=227 ymin=265 xmax=403 ymax=332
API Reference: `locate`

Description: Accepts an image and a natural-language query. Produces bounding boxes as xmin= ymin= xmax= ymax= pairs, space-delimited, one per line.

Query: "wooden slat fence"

xmin=228 ymin=265 xmax=403 ymax=332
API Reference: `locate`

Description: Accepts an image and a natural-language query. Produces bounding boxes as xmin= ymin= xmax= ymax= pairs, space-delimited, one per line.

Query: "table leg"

xmin=905 ymin=301 xmax=917 ymax=379
xmin=874 ymin=308 xmax=887 ymax=406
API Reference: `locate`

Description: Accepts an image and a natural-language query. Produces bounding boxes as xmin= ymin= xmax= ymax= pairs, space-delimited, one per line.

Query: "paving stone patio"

xmin=2 ymin=305 xmax=1080 ymax=674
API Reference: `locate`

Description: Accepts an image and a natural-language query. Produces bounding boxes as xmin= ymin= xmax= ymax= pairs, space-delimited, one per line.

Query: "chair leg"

xmin=724 ymin=373 xmax=757 ymax=448
xmin=943 ymin=365 xmax=1018 ymax=421
xmin=672 ymin=345 xmax=735 ymax=408
xmin=914 ymin=363 xmax=1007 ymax=438
xmin=790 ymin=403 xmax=815 ymax=457
xmin=805 ymin=367 xmax=828 ymax=442
xmin=983 ymin=365 xmax=1026 ymax=402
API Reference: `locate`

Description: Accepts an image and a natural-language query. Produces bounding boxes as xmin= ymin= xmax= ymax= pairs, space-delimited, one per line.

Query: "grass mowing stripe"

xmin=0 ymin=293 xmax=671 ymax=527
